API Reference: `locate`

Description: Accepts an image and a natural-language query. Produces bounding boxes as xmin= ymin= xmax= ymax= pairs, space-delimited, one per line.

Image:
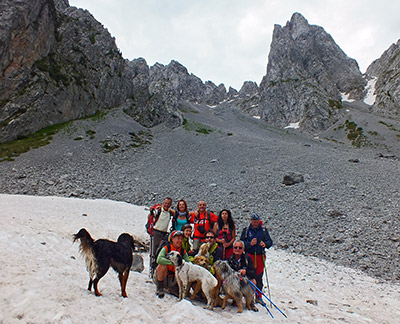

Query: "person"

xmin=203 ymin=229 xmax=223 ymax=273
xmin=213 ymin=209 xmax=236 ymax=259
xmin=227 ymin=240 xmax=257 ymax=286
xmin=154 ymin=230 xmax=190 ymax=298
xmin=170 ymin=199 xmax=191 ymax=231
xmin=240 ymin=213 xmax=273 ymax=299
xmin=148 ymin=197 xmax=174 ymax=269
xmin=190 ymin=200 xmax=218 ymax=252
xmin=181 ymin=223 xmax=193 ymax=254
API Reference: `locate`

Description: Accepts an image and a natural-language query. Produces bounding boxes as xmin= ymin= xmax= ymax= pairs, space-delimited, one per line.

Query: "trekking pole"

xmin=248 ymin=280 xmax=287 ymax=318
xmin=149 ymin=234 xmax=154 ymax=278
xmin=249 ymin=281 xmax=274 ymax=318
xmin=263 ymin=254 xmax=272 ymax=308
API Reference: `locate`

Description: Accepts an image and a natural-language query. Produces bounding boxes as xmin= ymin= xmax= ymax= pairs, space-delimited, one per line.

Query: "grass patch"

xmin=379 ymin=121 xmax=400 ymax=133
xmin=0 ymin=110 xmax=109 ymax=161
xmin=128 ymin=130 xmax=153 ymax=148
xmin=183 ymin=119 xmax=213 ymax=134
xmin=0 ymin=121 xmax=72 ymax=162
xmin=344 ymin=120 xmax=368 ymax=148
xmin=85 ymin=129 xmax=96 ymax=139
xmin=101 ymin=139 xmax=120 ymax=153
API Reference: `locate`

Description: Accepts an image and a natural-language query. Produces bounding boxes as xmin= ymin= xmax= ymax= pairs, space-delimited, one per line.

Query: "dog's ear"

xmin=177 ymin=253 xmax=183 ymax=266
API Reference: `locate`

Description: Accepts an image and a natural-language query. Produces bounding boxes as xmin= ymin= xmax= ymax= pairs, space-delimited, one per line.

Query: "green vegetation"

xmin=344 ymin=120 xmax=368 ymax=148
xmin=328 ymin=99 xmax=343 ymax=109
xmin=101 ymin=139 xmax=120 ymax=153
xmin=183 ymin=119 xmax=213 ymax=135
xmin=0 ymin=110 xmax=110 ymax=161
xmin=85 ymin=129 xmax=96 ymax=139
xmin=0 ymin=121 xmax=72 ymax=162
xmin=33 ymin=54 xmax=70 ymax=86
xmin=128 ymin=130 xmax=153 ymax=148
xmin=379 ymin=121 xmax=400 ymax=133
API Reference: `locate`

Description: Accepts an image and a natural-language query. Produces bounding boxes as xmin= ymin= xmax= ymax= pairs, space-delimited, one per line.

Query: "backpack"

xmin=194 ymin=211 xmax=214 ymax=235
xmin=151 ymin=241 xmax=186 ymax=272
xmin=145 ymin=204 xmax=161 ymax=235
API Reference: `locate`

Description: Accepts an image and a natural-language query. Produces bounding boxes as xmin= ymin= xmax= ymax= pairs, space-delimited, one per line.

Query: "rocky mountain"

xmin=366 ymin=39 xmax=400 ymax=117
xmin=1 ymin=3 xmax=399 ymax=144
xmin=123 ymin=59 xmax=228 ymax=129
xmin=256 ymin=13 xmax=366 ymax=134
xmin=0 ymin=0 xmax=228 ymax=143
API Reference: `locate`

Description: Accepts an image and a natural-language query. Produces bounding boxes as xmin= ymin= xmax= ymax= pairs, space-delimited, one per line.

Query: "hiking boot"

xmin=155 ymin=280 xmax=164 ymax=299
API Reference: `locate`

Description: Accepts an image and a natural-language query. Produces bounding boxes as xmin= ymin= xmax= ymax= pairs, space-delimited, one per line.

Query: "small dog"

xmin=73 ymin=228 xmax=134 ymax=297
xmin=166 ymin=250 xmax=218 ymax=310
xmin=195 ymin=242 xmax=211 ymax=258
xmin=213 ymin=260 xmax=258 ymax=313
xmin=192 ymin=255 xmax=210 ymax=270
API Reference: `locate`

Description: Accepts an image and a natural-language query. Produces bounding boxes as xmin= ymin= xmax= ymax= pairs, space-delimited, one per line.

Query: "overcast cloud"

xmin=69 ymin=0 xmax=400 ymax=90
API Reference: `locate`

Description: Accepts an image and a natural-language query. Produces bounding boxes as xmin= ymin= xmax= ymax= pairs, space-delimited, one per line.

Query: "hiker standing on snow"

xmin=214 ymin=209 xmax=236 ymax=259
xmin=190 ymin=200 xmax=218 ymax=252
xmin=170 ymin=199 xmax=191 ymax=231
xmin=240 ymin=213 xmax=273 ymax=297
xmin=148 ymin=197 xmax=174 ymax=263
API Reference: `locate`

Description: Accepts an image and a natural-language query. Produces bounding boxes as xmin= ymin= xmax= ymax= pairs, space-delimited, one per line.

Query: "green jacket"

xmin=156 ymin=244 xmax=191 ymax=266
xmin=182 ymin=237 xmax=191 ymax=253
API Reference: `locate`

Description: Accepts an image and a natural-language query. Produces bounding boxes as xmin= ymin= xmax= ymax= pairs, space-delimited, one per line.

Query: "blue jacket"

xmin=240 ymin=224 xmax=273 ymax=255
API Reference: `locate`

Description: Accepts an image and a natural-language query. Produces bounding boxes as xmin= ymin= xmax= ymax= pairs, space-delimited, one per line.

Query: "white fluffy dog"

xmin=166 ymin=250 xmax=218 ymax=310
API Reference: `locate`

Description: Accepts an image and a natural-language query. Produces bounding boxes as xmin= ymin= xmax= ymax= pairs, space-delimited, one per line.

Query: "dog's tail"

xmin=73 ymin=228 xmax=97 ymax=278
xmin=117 ymin=233 xmax=135 ymax=251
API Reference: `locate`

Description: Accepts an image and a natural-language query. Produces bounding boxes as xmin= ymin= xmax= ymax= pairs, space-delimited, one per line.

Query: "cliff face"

xmin=366 ymin=40 xmax=400 ymax=117
xmin=0 ymin=0 xmax=136 ymax=142
xmin=124 ymin=59 xmax=228 ymax=128
xmin=257 ymin=13 xmax=366 ymax=133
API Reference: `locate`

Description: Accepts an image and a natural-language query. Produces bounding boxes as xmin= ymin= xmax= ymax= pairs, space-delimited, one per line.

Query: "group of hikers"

xmin=146 ymin=197 xmax=273 ymax=304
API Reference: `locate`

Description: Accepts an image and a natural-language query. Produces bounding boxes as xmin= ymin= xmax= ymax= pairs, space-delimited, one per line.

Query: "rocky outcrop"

xmin=124 ymin=59 xmax=228 ymax=127
xmin=366 ymin=40 xmax=400 ymax=117
xmin=0 ymin=0 xmax=136 ymax=142
xmin=257 ymin=13 xmax=366 ymax=133
xmin=232 ymin=81 xmax=260 ymax=116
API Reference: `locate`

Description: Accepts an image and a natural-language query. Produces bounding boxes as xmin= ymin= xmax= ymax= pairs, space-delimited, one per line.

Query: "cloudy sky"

xmin=68 ymin=0 xmax=399 ymax=90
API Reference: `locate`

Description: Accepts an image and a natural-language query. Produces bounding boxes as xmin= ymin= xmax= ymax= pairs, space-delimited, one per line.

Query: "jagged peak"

xmin=287 ymin=12 xmax=311 ymax=39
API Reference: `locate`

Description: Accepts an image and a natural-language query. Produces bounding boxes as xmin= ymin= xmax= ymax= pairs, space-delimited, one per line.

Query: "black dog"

xmin=73 ymin=228 xmax=134 ymax=297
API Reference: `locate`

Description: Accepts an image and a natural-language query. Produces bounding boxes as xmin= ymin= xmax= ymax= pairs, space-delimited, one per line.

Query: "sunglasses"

xmin=205 ymin=236 xmax=215 ymax=239
xmin=233 ymin=246 xmax=243 ymax=249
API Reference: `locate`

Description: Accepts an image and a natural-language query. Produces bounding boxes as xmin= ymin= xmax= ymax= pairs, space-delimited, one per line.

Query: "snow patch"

xmin=341 ymin=92 xmax=355 ymax=102
xmin=1 ymin=194 xmax=400 ymax=324
xmin=285 ymin=122 xmax=300 ymax=129
xmin=364 ymin=78 xmax=377 ymax=105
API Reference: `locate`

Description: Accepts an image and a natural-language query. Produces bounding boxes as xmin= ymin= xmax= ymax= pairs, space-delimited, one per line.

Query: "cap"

xmin=251 ymin=213 xmax=260 ymax=221
xmin=169 ymin=230 xmax=184 ymax=242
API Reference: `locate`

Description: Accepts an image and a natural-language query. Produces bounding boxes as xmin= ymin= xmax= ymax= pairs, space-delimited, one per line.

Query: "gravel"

xmin=1 ymin=104 xmax=399 ymax=283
